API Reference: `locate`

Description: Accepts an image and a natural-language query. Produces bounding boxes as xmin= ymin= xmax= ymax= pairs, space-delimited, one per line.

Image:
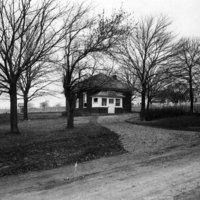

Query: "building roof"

xmin=80 ymin=73 xmax=132 ymax=92
xmin=92 ymin=91 xmax=125 ymax=98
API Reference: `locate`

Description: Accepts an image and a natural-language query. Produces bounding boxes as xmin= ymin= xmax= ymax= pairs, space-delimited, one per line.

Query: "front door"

xmin=108 ymin=98 xmax=115 ymax=114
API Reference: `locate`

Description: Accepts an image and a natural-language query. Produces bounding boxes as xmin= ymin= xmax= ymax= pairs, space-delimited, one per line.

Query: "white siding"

xmin=92 ymin=97 xmax=123 ymax=108
xmin=92 ymin=97 xmax=102 ymax=107
xmin=76 ymin=98 xmax=79 ymax=108
xmin=83 ymin=92 xmax=87 ymax=108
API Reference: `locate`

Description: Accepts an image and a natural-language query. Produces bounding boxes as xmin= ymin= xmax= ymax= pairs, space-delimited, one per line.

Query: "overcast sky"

xmin=92 ymin=0 xmax=200 ymax=37
xmin=0 ymin=0 xmax=200 ymax=109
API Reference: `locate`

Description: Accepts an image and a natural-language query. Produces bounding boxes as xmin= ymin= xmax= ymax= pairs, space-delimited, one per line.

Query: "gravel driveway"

xmin=97 ymin=114 xmax=199 ymax=155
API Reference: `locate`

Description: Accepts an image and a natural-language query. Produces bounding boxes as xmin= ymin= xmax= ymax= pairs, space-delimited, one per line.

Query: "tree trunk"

xmin=9 ymin=85 xmax=20 ymax=134
xmin=141 ymin=87 xmax=146 ymax=112
xmin=189 ymin=78 xmax=194 ymax=114
xmin=140 ymin=86 xmax=146 ymax=120
xmin=67 ymin=107 xmax=74 ymax=128
xmin=147 ymin=97 xmax=151 ymax=111
xmin=65 ymin=98 xmax=69 ymax=116
xmin=65 ymin=96 xmax=74 ymax=128
xmin=23 ymin=94 xmax=28 ymax=120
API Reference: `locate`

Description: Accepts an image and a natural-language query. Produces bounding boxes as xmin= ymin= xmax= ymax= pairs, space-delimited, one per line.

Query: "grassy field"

xmin=0 ymin=112 xmax=63 ymax=125
xmin=0 ymin=115 xmax=125 ymax=177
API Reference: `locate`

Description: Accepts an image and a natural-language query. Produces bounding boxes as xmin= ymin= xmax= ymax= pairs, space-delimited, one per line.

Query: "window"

xmin=115 ymin=98 xmax=120 ymax=106
xmin=93 ymin=98 xmax=98 ymax=103
xmin=109 ymin=99 xmax=114 ymax=104
xmin=102 ymin=98 xmax=107 ymax=106
xmin=76 ymin=98 xmax=79 ymax=108
xmin=83 ymin=92 xmax=87 ymax=108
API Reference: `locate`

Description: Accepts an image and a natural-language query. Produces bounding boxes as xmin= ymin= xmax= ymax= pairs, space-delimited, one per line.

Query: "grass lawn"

xmin=0 ymin=112 xmax=63 ymax=125
xmin=0 ymin=116 xmax=125 ymax=177
xmin=128 ymin=115 xmax=200 ymax=132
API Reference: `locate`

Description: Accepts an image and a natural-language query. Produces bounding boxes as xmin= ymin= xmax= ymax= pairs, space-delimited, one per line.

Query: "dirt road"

xmin=1 ymin=114 xmax=200 ymax=200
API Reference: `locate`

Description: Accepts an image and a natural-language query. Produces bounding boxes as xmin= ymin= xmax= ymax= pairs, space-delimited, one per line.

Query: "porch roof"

xmin=91 ymin=91 xmax=125 ymax=98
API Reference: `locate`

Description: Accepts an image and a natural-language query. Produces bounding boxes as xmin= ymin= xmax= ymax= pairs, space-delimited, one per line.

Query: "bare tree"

xmin=145 ymin=66 xmax=173 ymax=109
xmin=59 ymin=5 xmax=128 ymax=128
xmin=40 ymin=100 xmax=49 ymax=111
xmin=157 ymin=82 xmax=189 ymax=104
xmin=115 ymin=64 xmax=139 ymax=101
xmin=17 ymin=62 xmax=57 ymax=120
xmin=114 ymin=16 xmax=175 ymax=117
xmin=0 ymin=0 xmax=65 ymax=133
xmin=174 ymin=38 xmax=200 ymax=113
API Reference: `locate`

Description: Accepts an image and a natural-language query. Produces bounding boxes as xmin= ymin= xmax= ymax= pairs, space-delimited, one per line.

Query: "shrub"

xmin=61 ymin=110 xmax=91 ymax=117
xmin=141 ymin=106 xmax=187 ymax=121
xmin=61 ymin=111 xmax=67 ymax=117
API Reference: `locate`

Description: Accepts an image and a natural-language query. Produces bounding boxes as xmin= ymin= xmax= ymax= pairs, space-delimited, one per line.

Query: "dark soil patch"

xmin=127 ymin=115 xmax=200 ymax=132
xmin=175 ymin=186 xmax=200 ymax=200
xmin=0 ymin=113 xmax=10 ymax=125
xmin=0 ymin=124 xmax=126 ymax=177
